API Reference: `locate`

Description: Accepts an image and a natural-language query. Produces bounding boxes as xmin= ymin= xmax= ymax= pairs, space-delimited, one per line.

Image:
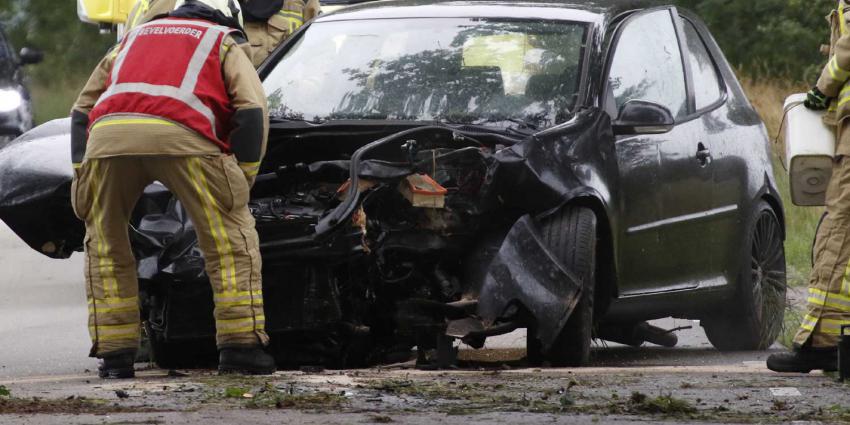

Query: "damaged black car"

xmin=0 ymin=0 xmax=787 ymax=368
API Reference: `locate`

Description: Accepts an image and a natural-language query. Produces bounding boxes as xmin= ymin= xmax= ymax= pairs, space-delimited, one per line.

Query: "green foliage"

xmin=0 ymin=386 xmax=10 ymax=397
xmin=674 ymin=0 xmax=834 ymax=82
xmin=0 ymin=0 xmax=114 ymax=122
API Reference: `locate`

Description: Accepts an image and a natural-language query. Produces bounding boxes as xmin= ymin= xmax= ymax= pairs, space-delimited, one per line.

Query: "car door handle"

xmin=696 ymin=143 xmax=712 ymax=166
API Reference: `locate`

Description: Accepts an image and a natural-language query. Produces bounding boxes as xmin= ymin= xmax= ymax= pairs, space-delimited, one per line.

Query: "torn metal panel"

xmin=476 ymin=215 xmax=582 ymax=350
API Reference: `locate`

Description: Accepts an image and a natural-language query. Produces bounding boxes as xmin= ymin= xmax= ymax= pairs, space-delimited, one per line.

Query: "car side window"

xmin=682 ymin=19 xmax=723 ymax=110
xmin=607 ymin=10 xmax=687 ymax=119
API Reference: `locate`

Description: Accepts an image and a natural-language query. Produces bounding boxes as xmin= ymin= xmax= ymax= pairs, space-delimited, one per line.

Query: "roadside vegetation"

xmin=0 ymin=0 xmax=832 ymax=349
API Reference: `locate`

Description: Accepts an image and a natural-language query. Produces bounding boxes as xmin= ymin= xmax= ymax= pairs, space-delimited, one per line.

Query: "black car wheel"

xmin=528 ymin=206 xmax=597 ymax=366
xmin=145 ymin=319 xmax=218 ymax=370
xmin=704 ymin=201 xmax=786 ymax=351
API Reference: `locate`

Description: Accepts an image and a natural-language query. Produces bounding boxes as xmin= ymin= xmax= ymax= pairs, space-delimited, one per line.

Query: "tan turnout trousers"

xmin=798 ymin=1 xmax=850 ymax=348
xmin=72 ymin=154 xmax=269 ymax=356
xmin=794 ymin=156 xmax=850 ymax=348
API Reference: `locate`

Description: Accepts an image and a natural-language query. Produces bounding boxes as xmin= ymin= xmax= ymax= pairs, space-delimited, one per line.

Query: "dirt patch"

xmin=0 ymin=395 xmax=158 ymax=415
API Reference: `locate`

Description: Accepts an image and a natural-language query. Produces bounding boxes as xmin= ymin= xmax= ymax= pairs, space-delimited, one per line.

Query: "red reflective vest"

xmin=89 ymin=18 xmax=237 ymax=151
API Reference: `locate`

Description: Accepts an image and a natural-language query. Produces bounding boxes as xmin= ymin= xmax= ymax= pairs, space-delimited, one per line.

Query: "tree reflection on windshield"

xmin=264 ymin=18 xmax=587 ymax=129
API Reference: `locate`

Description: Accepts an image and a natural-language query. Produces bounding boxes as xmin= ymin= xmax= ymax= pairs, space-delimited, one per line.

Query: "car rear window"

xmin=263 ymin=18 xmax=588 ymax=129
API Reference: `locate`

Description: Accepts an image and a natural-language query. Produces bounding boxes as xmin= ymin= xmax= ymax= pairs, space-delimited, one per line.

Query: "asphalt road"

xmin=0 ymin=222 xmax=95 ymax=379
xmin=0 ymin=218 xmax=780 ymax=378
xmin=2 ymin=220 xmax=848 ymax=424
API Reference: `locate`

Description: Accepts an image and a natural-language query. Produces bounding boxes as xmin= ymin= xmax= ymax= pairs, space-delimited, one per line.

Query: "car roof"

xmin=315 ymin=0 xmax=666 ymax=25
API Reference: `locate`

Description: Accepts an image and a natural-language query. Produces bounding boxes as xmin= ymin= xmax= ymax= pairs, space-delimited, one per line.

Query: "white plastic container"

xmin=784 ymin=93 xmax=835 ymax=206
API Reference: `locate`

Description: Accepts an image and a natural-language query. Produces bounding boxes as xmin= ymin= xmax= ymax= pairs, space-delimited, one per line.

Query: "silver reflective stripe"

xmin=181 ymin=27 xmax=221 ymax=91
xmin=110 ymin=29 xmax=143 ymax=84
xmin=100 ymin=82 xmax=217 ymax=131
xmin=96 ymin=20 xmax=230 ymax=138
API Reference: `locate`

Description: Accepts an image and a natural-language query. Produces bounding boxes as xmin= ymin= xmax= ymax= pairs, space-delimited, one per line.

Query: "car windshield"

xmin=263 ymin=18 xmax=588 ymax=130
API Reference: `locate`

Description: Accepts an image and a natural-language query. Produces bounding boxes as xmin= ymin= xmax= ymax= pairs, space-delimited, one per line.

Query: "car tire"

xmin=704 ymin=201 xmax=786 ymax=351
xmin=145 ymin=322 xmax=218 ymax=370
xmin=527 ymin=205 xmax=597 ymax=367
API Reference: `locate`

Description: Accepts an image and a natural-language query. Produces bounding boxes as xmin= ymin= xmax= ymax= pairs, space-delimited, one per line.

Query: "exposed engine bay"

xmin=131 ymin=125 xmax=581 ymax=368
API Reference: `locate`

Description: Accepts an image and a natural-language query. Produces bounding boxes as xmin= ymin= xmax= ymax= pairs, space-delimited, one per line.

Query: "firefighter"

xmin=767 ymin=0 xmax=850 ymax=373
xmin=241 ymin=0 xmax=320 ymax=67
xmin=125 ymin=0 xmax=177 ymax=31
xmin=125 ymin=0 xmax=319 ymax=67
xmin=71 ymin=0 xmax=273 ymax=378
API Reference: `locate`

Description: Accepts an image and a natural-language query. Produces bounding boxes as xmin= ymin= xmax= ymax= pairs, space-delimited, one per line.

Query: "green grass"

xmin=30 ymin=79 xmax=86 ymax=125
xmin=741 ymin=77 xmax=823 ymax=289
xmin=771 ymin=157 xmax=823 ymax=288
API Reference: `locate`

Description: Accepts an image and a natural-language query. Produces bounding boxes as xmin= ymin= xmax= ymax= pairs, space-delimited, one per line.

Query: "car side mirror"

xmin=612 ymin=100 xmax=674 ymax=135
xmin=18 ymin=47 xmax=43 ymax=66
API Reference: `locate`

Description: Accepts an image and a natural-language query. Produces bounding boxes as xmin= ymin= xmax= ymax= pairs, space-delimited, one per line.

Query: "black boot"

xmin=766 ymin=347 xmax=838 ymax=373
xmin=98 ymin=352 xmax=136 ymax=379
xmin=218 ymin=346 xmax=276 ymax=375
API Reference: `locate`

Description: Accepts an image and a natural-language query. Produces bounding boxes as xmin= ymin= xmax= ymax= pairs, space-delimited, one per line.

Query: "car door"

xmin=608 ymin=8 xmax=714 ymax=295
xmin=678 ymin=15 xmax=745 ymax=287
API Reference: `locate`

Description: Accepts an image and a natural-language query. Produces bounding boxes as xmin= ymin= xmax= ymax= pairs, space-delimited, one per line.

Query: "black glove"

xmin=804 ymin=87 xmax=831 ymax=110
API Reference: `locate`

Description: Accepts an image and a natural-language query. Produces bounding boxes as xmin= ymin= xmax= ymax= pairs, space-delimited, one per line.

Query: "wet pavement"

xmin=0 ymin=222 xmax=847 ymax=424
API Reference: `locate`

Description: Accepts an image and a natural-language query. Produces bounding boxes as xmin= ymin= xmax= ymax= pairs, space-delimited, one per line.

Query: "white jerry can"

xmin=784 ymin=93 xmax=835 ymax=207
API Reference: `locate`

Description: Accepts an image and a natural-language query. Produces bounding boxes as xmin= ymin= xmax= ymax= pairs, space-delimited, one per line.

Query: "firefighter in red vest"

xmin=70 ymin=0 xmax=273 ymax=378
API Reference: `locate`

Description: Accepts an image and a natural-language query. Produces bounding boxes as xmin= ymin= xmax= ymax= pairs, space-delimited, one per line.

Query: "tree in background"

xmin=0 ymin=0 xmax=113 ymax=121
xmin=674 ymin=0 xmax=833 ymax=81
xmin=0 ymin=0 xmax=841 ymax=122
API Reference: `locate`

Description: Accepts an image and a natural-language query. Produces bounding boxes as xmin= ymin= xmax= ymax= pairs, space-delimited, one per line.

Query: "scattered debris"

xmin=0 ymin=396 xmax=157 ymax=414
xmin=770 ymin=387 xmax=802 ymax=396
xmin=368 ymin=415 xmax=394 ymax=423
xmin=772 ymin=399 xmax=793 ymax=411
xmin=167 ymin=370 xmax=189 ymax=378
xmin=224 ymin=387 xmax=248 ymax=398
xmin=115 ymin=390 xmax=130 ymax=399
xmin=627 ymin=392 xmax=697 ymax=415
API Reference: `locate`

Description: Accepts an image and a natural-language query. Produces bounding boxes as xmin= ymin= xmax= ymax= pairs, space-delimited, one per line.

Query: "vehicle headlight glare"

xmin=0 ymin=89 xmax=22 ymax=113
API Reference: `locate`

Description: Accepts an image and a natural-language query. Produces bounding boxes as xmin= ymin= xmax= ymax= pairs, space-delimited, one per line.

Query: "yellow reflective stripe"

xmin=187 ymin=158 xmax=237 ymax=293
xmin=73 ymin=163 xmax=82 ymax=169
xmin=808 ymin=288 xmax=850 ymax=312
xmin=220 ymin=43 xmax=231 ymax=63
xmin=89 ymin=323 xmax=140 ymax=338
xmin=89 ymin=160 xmax=120 ymax=298
xmin=239 ymin=162 xmax=261 ymax=177
xmin=277 ymin=10 xmax=304 ymax=33
xmin=88 ymin=296 xmax=138 ymax=306
xmin=89 ymin=296 xmax=139 ymax=314
xmin=214 ymin=290 xmax=263 ymax=305
xmin=278 ymin=10 xmax=304 ymax=20
xmin=842 ymin=2 xmax=848 ymax=37
xmin=216 ymin=299 xmax=263 ymax=308
xmin=800 ymin=314 xmax=819 ymax=331
xmin=799 ymin=314 xmax=849 ymax=334
xmin=89 ymin=305 xmax=137 ymax=314
xmin=216 ymin=316 xmax=265 ymax=334
xmin=829 ymin=56 xmax=850 ymax=81
xmin=195 ymin=158 xmax=238 ymax=292
xmin=818 ymin=318 xmax=850 ymax=334
xmin=91 ymin=118 xmax=176 ymax=131
xmin=131 ymin=0 xmax=150 ymax=28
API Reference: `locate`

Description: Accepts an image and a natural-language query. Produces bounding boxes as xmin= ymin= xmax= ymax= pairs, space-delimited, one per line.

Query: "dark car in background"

xmin=0 ymin=0 xmax=786 ymax=369
xmin=0 ymin=23 xmax=41 ymax=142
